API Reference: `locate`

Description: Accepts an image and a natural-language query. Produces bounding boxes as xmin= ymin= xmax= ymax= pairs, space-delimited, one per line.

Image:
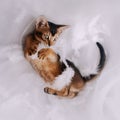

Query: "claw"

xmin=44 ymin=87 xmax=49 ymax=93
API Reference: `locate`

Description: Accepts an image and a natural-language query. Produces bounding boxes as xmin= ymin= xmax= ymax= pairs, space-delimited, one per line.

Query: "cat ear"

xmin=35 ymin=16 xmax=49 ymax=29
xmin=57 ymin=25 xmax=69 ymax=33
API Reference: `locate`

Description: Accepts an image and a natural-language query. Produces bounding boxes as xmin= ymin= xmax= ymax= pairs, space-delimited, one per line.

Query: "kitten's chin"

xmin=49 ymin=42 xmax=56 ymax=47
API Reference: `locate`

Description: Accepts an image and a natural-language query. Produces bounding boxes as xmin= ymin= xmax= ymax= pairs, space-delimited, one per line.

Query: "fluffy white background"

xmin=0 ymin=0 xmax=120 ymax=120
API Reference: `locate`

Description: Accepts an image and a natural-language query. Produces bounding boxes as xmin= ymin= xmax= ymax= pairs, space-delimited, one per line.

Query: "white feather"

xmin=88 ymin=15 xmax=109 ymax=43
xmin=48 ymin=67 xmax=74 ymax=90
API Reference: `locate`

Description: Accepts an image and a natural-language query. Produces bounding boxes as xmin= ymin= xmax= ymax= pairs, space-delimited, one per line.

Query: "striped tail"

xmin=82 ymin=42 xmax=106 ymax=81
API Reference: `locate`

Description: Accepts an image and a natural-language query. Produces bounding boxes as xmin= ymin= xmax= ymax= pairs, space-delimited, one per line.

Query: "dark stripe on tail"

xmin=96 ymin=42 xmax=106 ymax=70
xmin=60 ymin=42 xmax=106 ymax=82
xmin=83 ymin=42 xmax=106 ymax=81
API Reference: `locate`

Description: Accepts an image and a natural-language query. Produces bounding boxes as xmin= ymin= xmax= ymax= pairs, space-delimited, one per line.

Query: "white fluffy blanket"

xmin=0 ymin=0 xmax=120 ymax=120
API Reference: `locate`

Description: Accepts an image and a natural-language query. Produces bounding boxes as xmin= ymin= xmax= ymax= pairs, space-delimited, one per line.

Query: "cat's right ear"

xmin=35 ymin=16 xmax=49 ymax=29
xmin=57 ymin=25 xmax=70 ymax=34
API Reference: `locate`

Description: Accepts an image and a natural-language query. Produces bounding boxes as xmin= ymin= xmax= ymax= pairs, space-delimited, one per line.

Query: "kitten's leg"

xmin=44 ymin=87 xmax=78 ymax=98
xmin=44 ymin=75 xmax=85 ymax=98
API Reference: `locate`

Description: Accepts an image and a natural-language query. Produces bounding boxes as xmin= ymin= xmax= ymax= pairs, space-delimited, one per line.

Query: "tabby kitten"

xmin=43 ymin=42 xmax=106 ymax=98
xmin=23 ymin=16 xmax=68 ymax=82
xmin=23 ymin=16 xmax=106 ymax=98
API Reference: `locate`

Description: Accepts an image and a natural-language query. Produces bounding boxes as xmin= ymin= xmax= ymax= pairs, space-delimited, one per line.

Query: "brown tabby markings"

xmin=23 ymin=16 xmax=106 ymax=98
xmin=23 ymin=16 xmax=77 ymax=97
xmin=24 ymin=34 xmax=39 ymax=57
xmin=37 ymin=48 xmax=62 ymax=82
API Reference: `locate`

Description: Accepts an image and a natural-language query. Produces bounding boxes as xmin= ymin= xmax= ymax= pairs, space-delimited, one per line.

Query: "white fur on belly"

xmin=48 ymin=67 xmax=75 ymax=90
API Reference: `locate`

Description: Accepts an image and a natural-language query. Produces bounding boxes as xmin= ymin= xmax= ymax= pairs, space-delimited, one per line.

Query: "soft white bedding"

xmin=0 ymin=0 xmax=120 ymax=120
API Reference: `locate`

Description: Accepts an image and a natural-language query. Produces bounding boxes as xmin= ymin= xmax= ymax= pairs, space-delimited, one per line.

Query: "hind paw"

xmin=44 ymin=87 xmax=57 ymax=95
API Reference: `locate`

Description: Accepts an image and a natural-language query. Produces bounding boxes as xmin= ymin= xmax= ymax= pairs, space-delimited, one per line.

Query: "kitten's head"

xmin=34 ymin=16 xmax=69 ymax=46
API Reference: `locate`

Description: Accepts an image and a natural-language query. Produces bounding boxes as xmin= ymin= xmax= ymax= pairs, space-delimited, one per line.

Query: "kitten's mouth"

xmin=48 ymin=40 xmax=50 ymax=46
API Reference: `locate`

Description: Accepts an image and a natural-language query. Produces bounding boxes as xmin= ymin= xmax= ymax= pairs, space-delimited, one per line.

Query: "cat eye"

xmin=36 ymin=32 xmax=42 ymax=36
xmin=45 ymin=35 xmax=49 ymax=39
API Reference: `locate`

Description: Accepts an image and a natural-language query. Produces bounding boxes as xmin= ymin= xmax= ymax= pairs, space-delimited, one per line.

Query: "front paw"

xmin=28 ymin=46 xmax=37 ymax=56
xmin=38 ymin=48 xmax=49 ymax=60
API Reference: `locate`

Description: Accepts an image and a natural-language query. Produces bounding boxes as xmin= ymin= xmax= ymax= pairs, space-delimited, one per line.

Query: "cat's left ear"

xmin=35 ymin=15 xmax=49 ymax=29
xmin=57 ymin=25 xmax=69 ymax=33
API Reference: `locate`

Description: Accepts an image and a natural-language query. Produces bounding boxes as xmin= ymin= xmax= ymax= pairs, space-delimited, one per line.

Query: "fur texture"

xmin=23 ymin=16 xmax=106 ymax=98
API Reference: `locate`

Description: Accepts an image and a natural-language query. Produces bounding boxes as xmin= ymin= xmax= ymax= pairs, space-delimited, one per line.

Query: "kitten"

xmin=23 ymin=16 xmax=68 ymax=83
xmin=23 ymin=16 xmax=106 ymax=98
xmin=43 ymin=42 xmax=106 ymax=98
